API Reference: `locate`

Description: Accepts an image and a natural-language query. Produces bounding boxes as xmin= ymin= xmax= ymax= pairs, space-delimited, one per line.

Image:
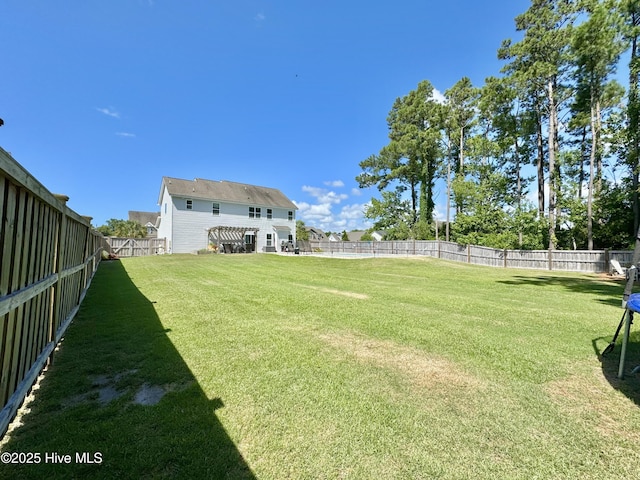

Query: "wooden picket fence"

xmin=311 ymin=240 xmax=633 ymax=273
xmin=103 ymin=237 xmax=166 ymax=257
xmin=0 ymin=147 xmax=103 ymax=438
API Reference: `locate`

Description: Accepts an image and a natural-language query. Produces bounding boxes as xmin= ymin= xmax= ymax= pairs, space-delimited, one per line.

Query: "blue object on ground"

xmin=627 ymin=293 xmax=640 ymax=312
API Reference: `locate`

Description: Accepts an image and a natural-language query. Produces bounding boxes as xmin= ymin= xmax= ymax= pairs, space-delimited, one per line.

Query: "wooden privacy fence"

xmin=311 ymin=240 xmax=633 ymax=273
xmin=103 ymin=237 xmax=166 ymax=257
xmin=0 ymin=147 xmax=103 ymax=437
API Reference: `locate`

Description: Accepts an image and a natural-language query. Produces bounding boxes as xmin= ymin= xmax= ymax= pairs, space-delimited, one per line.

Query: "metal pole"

xmin=618 ymin=310 xmax=634 ymax=379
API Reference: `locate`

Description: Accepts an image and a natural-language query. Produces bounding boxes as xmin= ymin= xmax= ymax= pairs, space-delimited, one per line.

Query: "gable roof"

xmin=128 ymin=210 xmax=160 ymax=227
xmin=345 ymin=231 xmax=365 ymax=241
xmin=158 ymin=176 xmax=297 ymax=210
xmin=345 ymin=230 xmax=384 ymax=241
xmin=305 ymin=226 xmax=326 ymax=239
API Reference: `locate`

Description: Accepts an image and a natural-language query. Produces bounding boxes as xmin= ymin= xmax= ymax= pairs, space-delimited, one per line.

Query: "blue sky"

xmin=1 ymin=0 xmax=530 ymax=232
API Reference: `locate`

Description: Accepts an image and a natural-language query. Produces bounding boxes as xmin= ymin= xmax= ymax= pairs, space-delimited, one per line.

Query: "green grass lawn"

xmin=2 ymin=254 xmax=640 ymax=479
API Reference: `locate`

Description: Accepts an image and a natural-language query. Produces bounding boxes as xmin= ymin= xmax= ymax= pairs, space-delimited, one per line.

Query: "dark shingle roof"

xmin=159 ymin=177 xmax=297 ymax=210
xmin=128 ymin=211 xmax=160 ymax=227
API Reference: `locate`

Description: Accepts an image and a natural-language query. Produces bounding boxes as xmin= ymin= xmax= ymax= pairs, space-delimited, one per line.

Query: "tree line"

xmin=97 ymin=218 xmax=147 ymax=238
xmin=357 ymin=0 xmax=640 ymax=250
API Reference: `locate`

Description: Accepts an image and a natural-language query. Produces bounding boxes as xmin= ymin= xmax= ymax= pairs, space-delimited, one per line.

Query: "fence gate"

xmin=104 ymin=237 xmax=166 ymax=257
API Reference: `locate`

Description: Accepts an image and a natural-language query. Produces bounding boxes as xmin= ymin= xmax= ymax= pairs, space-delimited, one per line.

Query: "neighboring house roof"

xmin=128 ymin=211 xmax=160 ymax=228
xmin=306 ymin=226 xmax=326 ymax=240
xmin=344 ymin=230 xmax=384 ymax=241
xmin=345 ymin=231 xmax=364 ymax=241
xmin=158 ymin=176 xmax=297 ymax=210
xmin=327 ymin=233 xmax=341 ymax=241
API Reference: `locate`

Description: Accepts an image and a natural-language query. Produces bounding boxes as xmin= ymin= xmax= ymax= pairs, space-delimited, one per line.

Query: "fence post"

xmin=0 ymin=149 xmax=105 ymax=439
xmin=49 ymin=194 xmax=69 ymax=366
xmin=81 ymin=216 xmax=93 ymax=291
xmin=467 ymin=244 xmax=471 ymax=264
xmin=504 ymin=249 xmax=507 ymax=268
xmin=604 ymin=248 xmax=610 ymax=274
xmin=548 ymin=249 xmax=553 ymax=271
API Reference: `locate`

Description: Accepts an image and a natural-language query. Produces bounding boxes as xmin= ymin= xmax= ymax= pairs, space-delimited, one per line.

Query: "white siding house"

xmin=156 ymin=177 xmax=297 ymax=254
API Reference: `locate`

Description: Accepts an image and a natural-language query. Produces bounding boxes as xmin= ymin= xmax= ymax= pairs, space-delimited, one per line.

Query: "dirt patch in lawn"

xmin=62 ymin=370 xmax=192 ymax=408
xmin=296 ymin=284 xmax=369 ymax=300
xmin=545 ymin=367 xmax=640 ymax=443
xmin=317 ymin=331 xmax=483 ymax=392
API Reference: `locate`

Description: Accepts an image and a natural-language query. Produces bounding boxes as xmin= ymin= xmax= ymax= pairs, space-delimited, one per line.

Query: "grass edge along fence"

xmin=0 ymin=147 xmax=104 ymax=438
xmin=311 ymin=240 xmax=633 ymax=273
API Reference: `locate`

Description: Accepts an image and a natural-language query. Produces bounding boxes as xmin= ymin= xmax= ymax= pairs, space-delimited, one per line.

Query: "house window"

xmin=266 ymin=233 xmax=272 ymax=246
xmin=288 ymin=211 xmax=293 ymax=221
xmin=288 ymin=234 xmax=293 ymax=242
xmin=267 ymin=208 xmax=272 ymax=219
xmin=249 ymin=207 xmax=255 ymax=218
xmin=212 ymin=203 xmax=220 ymax=215
xmin=186 ymin=199 xmax=193 ymax=210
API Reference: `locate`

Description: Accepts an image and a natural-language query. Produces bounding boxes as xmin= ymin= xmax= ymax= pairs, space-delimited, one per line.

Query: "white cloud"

xmin=351 ymin=188 xmax=362 ymax=196
xmin=96 ymin=107 xmax=120 ymax=119
xmin=324 ymin=180 xmax=344 ymax=187
xmin=255 ymin=13 xmax=265 ymax=21
xmin=294 ymin=201 xmax=331 ymax=219
xmin=333 ymin=220 xmax=347 ymax=229
xmin=116 ymin=132 xmax=136 ymax=138
xmin=301 ymin=185 xmax=348 ymax=204
xmin=296 ymin=185 xmax=371 ymax=232
xmin=431 ymin=88 xmax=446 ymax=105
xmin=338 ymin=203 xmax=372 ymax=231
xmin=339 ymin=203 xmax=367 ymax=220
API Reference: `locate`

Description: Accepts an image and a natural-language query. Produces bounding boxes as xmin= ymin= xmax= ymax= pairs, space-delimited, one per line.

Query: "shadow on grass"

xmin=0 ymin=260 xmax=255 ymax=479
xmin=593 ymin=323 xmax=640 ymax=407
xmin=497 ymin=275 xmax=624 ymax=307
xmin=502 ymin=274 xmax=640 ymax=405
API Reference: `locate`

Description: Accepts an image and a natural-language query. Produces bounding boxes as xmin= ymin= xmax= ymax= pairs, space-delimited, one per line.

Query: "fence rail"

xmin=310 ymin=240 xmax=633 ymax=274
xmin=103 ymin=237 xmax=165 ymax=257
xmin=0 ymin=147 xmax=103 ymax=438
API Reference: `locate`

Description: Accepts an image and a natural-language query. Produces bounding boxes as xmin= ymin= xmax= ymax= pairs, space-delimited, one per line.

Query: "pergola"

xmin=207 ymin=226 xmax=259 ymax=253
